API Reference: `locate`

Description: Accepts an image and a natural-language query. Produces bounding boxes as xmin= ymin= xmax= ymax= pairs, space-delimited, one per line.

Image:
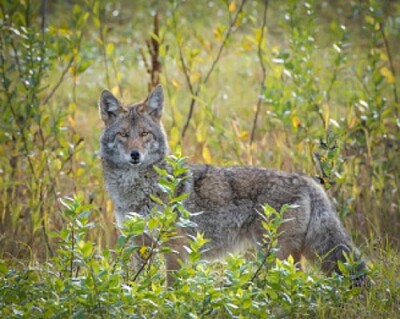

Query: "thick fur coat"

xmin=99 ymin=85 xmax=366 ymax=284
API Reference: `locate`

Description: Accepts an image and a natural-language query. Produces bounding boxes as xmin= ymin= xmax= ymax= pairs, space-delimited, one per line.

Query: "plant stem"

xmin=180 ymin=0 xmax=248 ymax=139
xmin=379 ymin=21 xmax=399 ymax=116
xmin=250 ymin=0 xmax=269 ymax=145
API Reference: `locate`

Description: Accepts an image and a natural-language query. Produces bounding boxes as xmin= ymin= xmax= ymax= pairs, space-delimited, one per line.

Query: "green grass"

xmin=0 ymin=0 xmax=399 ymax=317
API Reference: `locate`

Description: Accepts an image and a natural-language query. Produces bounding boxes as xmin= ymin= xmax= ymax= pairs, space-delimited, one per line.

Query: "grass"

xmin=0 ymin=0 xmax=399 ymax=317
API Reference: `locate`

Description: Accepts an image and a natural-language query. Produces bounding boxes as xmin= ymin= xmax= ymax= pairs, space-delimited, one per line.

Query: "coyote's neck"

xmin=102 ymin=159 xmax=168 ymax=225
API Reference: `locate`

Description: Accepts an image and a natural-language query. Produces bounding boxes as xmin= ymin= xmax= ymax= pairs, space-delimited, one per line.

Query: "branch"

xmin=204 ymin=0 xmax=247 ymax=85
xmin=172 ymin=5 xmax=195 ymax=96
xmin=141 ymin=13 xmax=162 ymax=92
xmin=41 ymin=55 xmax=74 ymax=105
xmin=249 ymin=0 xmax=269 ymax=145
xmin=41 ymin=0 xmax=47 ymax=35
xmin=180 ymin=0 xmax=248 ymax=139
xmin=131 ymin=231 xmax=163 ymax=283
xmin=379 ymin=21 xmax=399 ymax=114
xmin=98 ymin=3 xmax=110 ymax=88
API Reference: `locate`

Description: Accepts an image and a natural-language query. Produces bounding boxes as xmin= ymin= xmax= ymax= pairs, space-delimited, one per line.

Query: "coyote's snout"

xmin=99 ymin=85 xmax=366 ymax=286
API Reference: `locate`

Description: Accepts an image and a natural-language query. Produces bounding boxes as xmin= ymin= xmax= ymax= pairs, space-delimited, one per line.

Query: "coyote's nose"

xmin=130 ymin=150 xmax=141 ymax=162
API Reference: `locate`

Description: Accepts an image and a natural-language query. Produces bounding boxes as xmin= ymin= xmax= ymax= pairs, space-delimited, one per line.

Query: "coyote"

xmin=99 ymin=85 xmax=366 ymax=285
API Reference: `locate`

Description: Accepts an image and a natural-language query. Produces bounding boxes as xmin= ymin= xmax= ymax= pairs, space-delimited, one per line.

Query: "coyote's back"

xmin=99 ymin=85 xmax=366 ymax=285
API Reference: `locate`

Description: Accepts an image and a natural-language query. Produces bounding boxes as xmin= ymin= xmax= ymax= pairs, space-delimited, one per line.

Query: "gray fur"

xmin=99 ymin=85 xmax=366 ymax=283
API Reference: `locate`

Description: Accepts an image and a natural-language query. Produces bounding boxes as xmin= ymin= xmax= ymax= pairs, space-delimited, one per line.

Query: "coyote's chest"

xmin=103 ymin=165 xmax=164 ymax=220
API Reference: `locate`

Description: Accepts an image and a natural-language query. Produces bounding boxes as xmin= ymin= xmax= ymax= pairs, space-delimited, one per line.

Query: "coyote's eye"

xmin=140 ymin=131 xmax=150 ymax=137
xmin=117 ymin=132 xmax=129 ymax=138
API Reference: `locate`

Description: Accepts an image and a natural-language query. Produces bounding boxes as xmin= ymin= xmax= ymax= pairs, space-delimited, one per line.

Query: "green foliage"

xmin=0 ymin=0 xmax=399 ymax=317
xmin=1 ymin=169 xmax=385 ymax=318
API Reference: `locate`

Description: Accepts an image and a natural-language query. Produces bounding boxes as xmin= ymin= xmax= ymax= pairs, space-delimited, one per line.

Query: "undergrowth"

xmin=1 ymin=155 xmax=392 ymax=318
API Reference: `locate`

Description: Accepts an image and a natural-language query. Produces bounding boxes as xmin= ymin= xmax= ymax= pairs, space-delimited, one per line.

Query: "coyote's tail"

xmin=302 ymin=182 xmax=367 ymax=283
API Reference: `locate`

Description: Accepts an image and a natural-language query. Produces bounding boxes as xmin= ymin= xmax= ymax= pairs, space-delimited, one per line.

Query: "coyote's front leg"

xmin=164 ymin=228 xmax=188 ymax=286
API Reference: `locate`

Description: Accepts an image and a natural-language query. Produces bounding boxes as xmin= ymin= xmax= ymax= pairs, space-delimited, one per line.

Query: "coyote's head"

xmin=99 ymin=85 xmax=169 ymax=169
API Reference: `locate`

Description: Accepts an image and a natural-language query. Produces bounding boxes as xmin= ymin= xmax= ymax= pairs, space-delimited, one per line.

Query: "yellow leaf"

xmin=68 ymin=115 xmax=75 ymax=128
xmin=106 ymin=200 xmax=113 ymax=214
xmin=238 ymin=131 xmax=249 ymax=140
xmin=41 ymin=114 xmax=49 ymax=125
xmin=169 ymin=126 xmax=180 ymax=149
xmin=380 ymin=66 xmax=395 ymax=84
xmin=323 ymin=104 xmax=330 ymax=129
xmin=106 ymin=43 xmax=114 ymax=56
xmin=242 ymin=39 xmax=253 ymax=51
xmin=380 ymin=52 xmax=388 ymax=61
xmin=139 ymin=245 xmax=150 ymax=259
xmin=116 ymin=72 xmax=122 ymax=82
xmin=292 ymin=116 xmax=301 ymax=128
xmin=272 ymin=46 xmax=280 ymax=54
xmin=202 ymin=145 xmax=212 ymax=164
xmin=172 ymin=79 xmax=180 ymax=89
xmin=365 ymin=15 xmax=374 ymax=25
xmin=196 ymin=122 xmax=207 ymax=143
xmin=75 ymin=168 xmax=84 ymax=176
xmin=213 ymin=28 xmax=222 ymax=42
xmin=190 ymin=72 xmax=201 ymax=84
xmin=229 ymin=1 xmax=236 ymax=12
xmin=68 ymin=102 xmax=77 ymax=112
xmin=54 ymin=159 xmax=62 ymax=170
xmin=111 ymin=86 xmax=119 ymax=95
xmin=255 ymin=28 xmax=263 ymax=44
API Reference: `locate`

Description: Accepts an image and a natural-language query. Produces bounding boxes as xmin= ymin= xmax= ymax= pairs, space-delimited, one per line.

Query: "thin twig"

xmin=203 ymin=0 xmax=247 ymax=85
xmin=180 ymin=0 xmax=248 ymax=139
xmin=353 ymin=69 xmax=371 ymax=97
xmin=131 ymin=231 xmax=163 ymax=283
xmin=9 ymin=35 xmax=29 ymax=92
xmin=41 ymin=55 xmax=74 ymax=105
xmin=250 ymin=0 xmax=269 ymax=145
xmin=42 ymin=20 xmax=84 ymax=106
xmin=379 ymin=21 xmax=399 ymax=114
xmin=246 ymin=245 xmax=272 ymax=287
xmin=99 ymin=3 xmax=110 ymax=88
xmin=140 ymin=13 xmax=162 ymax=92
xmin=172 ymin=6 xmax=195 ymax=96
xmin=41 ymin=0 xmax=47 ymax=34
xmin=150 ymin=13 xmax=162 ymax=90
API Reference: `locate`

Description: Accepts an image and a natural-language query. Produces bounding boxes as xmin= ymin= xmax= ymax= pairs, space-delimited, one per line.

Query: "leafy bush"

xmin=0 ymin=155 xmax=381 ymax=317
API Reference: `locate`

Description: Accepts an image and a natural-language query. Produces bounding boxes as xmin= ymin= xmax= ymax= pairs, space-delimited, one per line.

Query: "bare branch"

xmin=98 ymin=2 xmax=110 ymax=88
xmin=180 ymin=0 xmax=248 ymax=139
xmin=379 ymin=21 xmax=399 ymax=113
xmin=172 ymin=7 xmax=195 ymax=96
xmin=41 ymin=55 xmax=74 ymax=105
xmin=250 ymin=0 xmax=269 ymax=145
xmin=41 ymin=0 xmax=47 ymax=35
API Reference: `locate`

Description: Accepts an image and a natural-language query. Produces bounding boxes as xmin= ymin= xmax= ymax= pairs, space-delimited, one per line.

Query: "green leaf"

xmin=150 ymin=194 xmax=164 ymax=205
xmin=148 ymin=217 xmax=159 ymax=230
xmin=170 ymin=193 xmax=189 ymax=204
xmin=0 ymin=260 xmax=7 ymax=274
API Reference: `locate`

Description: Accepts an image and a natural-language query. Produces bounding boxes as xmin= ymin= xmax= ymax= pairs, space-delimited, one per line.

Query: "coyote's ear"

xmin=99 ymin=90 xmax=122 ymax=124
xmin=145 ymin=84 xmax=164 ymax=120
